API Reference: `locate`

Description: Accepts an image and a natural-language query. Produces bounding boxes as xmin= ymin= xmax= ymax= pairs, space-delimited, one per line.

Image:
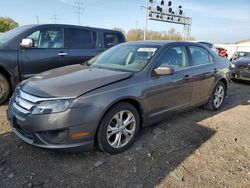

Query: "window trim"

xmin=149 ymin=44 xmax=217 ymax=77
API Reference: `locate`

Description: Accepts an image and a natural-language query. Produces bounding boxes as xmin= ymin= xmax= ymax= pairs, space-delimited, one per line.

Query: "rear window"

xmin=188 ymin=46 xmax=214 ymax=66
xmin=69 ymin=28 xmax=97 ymax=49
xmin=104 ymin=32 xmax=124 ymax=48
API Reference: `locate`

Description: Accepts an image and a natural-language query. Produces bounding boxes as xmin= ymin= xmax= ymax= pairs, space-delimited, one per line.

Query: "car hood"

xmin=21 ymin=65 xmax=133 ymax=98
xmin=234 ymin=57 xmax=250 ymax=66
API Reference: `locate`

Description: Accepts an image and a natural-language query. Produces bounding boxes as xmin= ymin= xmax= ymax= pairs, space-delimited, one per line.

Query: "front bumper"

xmin=230 ymin=67 xmax=250 ymax=81
xmin=7 ymin=103 xmax=96 ymax=152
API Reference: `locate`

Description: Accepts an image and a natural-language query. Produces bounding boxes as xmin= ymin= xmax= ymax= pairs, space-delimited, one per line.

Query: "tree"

xmin=0 ymin=17 xmax=19 ymax=32
xmin=126 ymin=28 xmax=193 ymax=41
xmin=126 ymin=29 xmax=144 ymax=41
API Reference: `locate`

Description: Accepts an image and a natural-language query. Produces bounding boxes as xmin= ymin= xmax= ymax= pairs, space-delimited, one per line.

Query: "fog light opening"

xmin=39 ymin=129 xmax=69 ymax=144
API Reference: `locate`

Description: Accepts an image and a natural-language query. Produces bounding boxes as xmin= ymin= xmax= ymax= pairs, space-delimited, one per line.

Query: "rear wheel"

xmin=0 ymin=73 xmax=10 ymax=105
xmin=205 ymin=81 xmax=226 ymax=111
xmin=97 ymin=102 xmax=140 ymax=154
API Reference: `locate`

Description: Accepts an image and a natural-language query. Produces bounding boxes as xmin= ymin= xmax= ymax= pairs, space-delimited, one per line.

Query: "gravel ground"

xmin=0 ymin=81 xmax=249 ymax=188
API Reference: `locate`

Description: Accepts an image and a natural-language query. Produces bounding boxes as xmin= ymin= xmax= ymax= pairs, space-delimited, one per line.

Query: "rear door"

xmin=186 ymin=45 xmax=217 ymax=105
xmin=67 ymin=28 xmax=103 ymax=65
xmin=147 ymin=45 xmax=194 ymax=121
xmin=18 ymin=26 xmax=69 ymax=80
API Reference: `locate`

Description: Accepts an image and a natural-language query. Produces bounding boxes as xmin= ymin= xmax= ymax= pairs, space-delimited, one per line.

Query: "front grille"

xmin=12 ymin=89 xmax=37 ymax=115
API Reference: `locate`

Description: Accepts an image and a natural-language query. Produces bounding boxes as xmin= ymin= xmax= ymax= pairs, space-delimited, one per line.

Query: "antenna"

xmin=73 ymin=0 xmax=85 ymax=25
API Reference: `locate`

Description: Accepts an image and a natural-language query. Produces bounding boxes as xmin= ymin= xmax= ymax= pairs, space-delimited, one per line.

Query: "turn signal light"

xmin=71 ymin=132 xmax=90 ymax=138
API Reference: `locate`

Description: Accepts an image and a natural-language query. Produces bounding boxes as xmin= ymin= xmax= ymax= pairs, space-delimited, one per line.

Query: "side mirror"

xmin=20 ymin=38 xmax=34 ymax=48
xmin=154 ymin=66 xmax=174 ymax=75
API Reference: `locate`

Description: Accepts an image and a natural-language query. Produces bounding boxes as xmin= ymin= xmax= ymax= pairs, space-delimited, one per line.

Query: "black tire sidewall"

xmin=0 ymin=73 xmax=10 ymax=104
xmin=97 ymin=102 xmax=140 ymax=154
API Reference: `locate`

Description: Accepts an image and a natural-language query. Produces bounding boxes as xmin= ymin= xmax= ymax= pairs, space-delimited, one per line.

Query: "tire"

xmin=97 ymin=102 xmax=140 ymax=154
xmin=0 ymin=73 xmax=10 ymax=105
xmin=205 ymin=81 xmax=226 ymax=111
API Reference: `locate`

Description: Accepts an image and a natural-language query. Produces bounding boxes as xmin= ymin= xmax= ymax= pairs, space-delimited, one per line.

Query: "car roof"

xmin=21 ymin=24 xmax=123 ymax=33
xmin=126 ymin=40 xmax=204 ymax=47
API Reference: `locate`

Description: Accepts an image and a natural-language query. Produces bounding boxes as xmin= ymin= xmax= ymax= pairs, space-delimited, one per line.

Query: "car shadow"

xmin=0 ymin=82 xmax=249 ymax=187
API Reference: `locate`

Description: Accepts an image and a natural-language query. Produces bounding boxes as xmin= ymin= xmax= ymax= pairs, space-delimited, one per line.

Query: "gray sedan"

xmin=7 ymin=41 xmax=230 ymax=154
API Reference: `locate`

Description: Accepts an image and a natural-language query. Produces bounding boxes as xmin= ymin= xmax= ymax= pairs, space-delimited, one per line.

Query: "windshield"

xmin=0 ymin=26 xmax=31 ymax=45
xmin=90 ymin=44 xmax=159 ymax=72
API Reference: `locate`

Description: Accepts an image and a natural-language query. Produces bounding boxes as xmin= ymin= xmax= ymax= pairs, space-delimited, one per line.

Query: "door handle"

xmin=58 ymin=52 xmax=68 ymax=56
xmin=184 ymin=74 xmax=190 ymax=80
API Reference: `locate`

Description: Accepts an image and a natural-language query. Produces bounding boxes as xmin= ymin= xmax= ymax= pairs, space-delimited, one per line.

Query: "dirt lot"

xmin=0 ymin=82 xmax=249 ymax=188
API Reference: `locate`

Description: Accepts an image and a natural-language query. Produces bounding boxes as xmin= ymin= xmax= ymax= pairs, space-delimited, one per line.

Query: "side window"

xmin=69 ymin=28 xmax=96 ymax=49
xmin=188 ymin=46 xmax=213 ymax=66
xmin=26 ymin=27 xmax=64 ymax=48
xmin=156 ymin=46 xmax=188 ymax=70
xmin=27 ymin=30 xmax=40 ymax=47
xmin=104 ymin=33 xmax=124 ymax=48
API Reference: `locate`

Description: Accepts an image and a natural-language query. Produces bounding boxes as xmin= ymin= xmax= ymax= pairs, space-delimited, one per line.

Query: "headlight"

xmin=230 ymin=63 xmax=235 ymax=68
xmin=32 ymin=100 xmax=72 ymax=115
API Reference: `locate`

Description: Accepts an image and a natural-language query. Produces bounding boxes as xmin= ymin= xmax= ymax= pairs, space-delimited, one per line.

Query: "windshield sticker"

xmin=137 ymin=48 xmax=157 ymax=53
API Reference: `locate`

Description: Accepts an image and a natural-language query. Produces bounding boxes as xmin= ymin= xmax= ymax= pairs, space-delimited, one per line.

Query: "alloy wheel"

xmin=213 ymin=85 xmax=225 ymax=108
xmin=106 ymin=110 xmax=136 ymax=149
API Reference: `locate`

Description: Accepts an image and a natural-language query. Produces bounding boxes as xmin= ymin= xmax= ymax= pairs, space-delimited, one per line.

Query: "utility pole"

xmin=36 ymin=16 xmax=39 ymax=24
xmin=51 ymin=14 xmax=59 ymax=24
xmin=74 ymin=0 xmax=84 ymax=25
xmin=144 ymin=0 xmax=149 ymax=40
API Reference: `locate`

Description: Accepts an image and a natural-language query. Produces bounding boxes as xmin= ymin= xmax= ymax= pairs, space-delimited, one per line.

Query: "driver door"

xmin=18 ymin=27 xmax=69 ymax=80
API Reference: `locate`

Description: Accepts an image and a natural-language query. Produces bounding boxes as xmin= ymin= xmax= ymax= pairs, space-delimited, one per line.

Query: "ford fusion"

xmin=7 ymin=41 xmax=230 ymax=154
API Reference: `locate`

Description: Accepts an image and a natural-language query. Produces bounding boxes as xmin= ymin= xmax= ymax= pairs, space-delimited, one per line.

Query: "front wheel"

xmin=97 ymin=102 xmax=140 ymax=154
xmin=0 ymin=73 xmax=10 ymax=105
xmin=205 ymin=81 xmax=226 ymax=111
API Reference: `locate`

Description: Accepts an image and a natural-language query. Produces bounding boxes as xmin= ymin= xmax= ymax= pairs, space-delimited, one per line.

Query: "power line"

xmin=73 ymin=0 xmax=85 ymax=25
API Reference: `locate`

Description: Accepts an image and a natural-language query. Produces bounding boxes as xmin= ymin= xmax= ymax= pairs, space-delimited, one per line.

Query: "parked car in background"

xmin=230 ymin=54 xmax=250 ymax=81
xmin=230 ymin=51 xmax=250 ymax=61
xmin=0 ymin=24 xmax=125 ymax=104
xmin=7 ymin=41 xmax=230 ymax=154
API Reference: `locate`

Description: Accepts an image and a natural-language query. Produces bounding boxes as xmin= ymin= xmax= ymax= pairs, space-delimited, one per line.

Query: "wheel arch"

xmin=0 ymin=65 xmax=12 ymax=90
xmin=94 ymin=97 xmax=144 ymax=143
xmin=218 ymin=78 xmax=228 ymax=90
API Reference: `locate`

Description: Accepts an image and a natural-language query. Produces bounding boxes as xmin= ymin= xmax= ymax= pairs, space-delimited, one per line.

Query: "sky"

xmin=0 ymin=0 xmax=249 ymax=43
